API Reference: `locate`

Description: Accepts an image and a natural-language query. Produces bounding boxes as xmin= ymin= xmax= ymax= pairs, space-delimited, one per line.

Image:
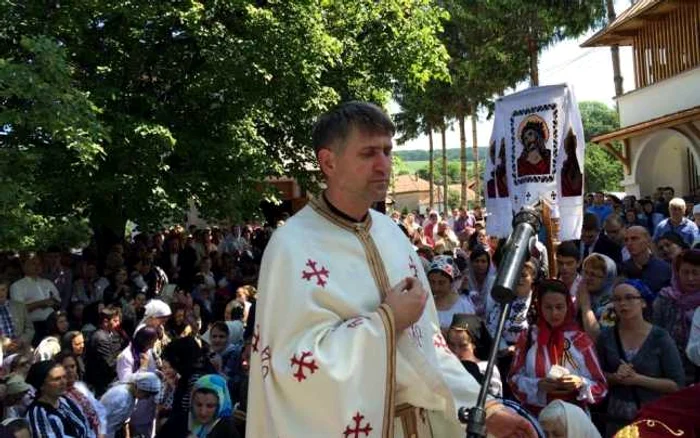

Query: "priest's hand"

xmin=385 ymin=277 xmax=428 ymax=334
xmin=485 ymin=402 xmax=537 ymax=438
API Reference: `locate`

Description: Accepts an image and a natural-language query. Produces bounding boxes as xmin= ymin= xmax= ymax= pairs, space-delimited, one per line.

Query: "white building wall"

xmin=627 ymin=129 xmax=699 ymax=197
xmin=617 ymin=66 xmax=700 ymax=127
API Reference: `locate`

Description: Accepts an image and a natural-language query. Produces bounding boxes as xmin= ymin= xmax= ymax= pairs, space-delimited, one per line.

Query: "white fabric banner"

xmin=484 ymin=108 xmax=513 ymax=238
xmin=484 ymin=84 xmax=585 ymax=241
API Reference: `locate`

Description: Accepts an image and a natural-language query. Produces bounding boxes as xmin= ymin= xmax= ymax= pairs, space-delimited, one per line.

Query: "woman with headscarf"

xmin=134 ymin=299 xmax=172 ymax=335
xmin=99 ymin=372 xmax=162 ymax=438
xmin=461 ymin=248 xmax=496 ymax=318
xmin=578 ymin=253 xmax=618 ymax=340
xmin=157 ymin=374 xmax=241 ymax=438
xmin=56 ymin=351 xmax=107 ymax=438
xmin=428 ymin=256 xmax=475 ymax=331
xmin=653 ymin=249 xmax=700 ymax=358
xmin=508 ymin=279 xmax=607 ymax=416
xmin=202 ymin=321 xmax=244 ymax=384
xmin=116 ymin=326 xmax=159 ymax=380
xmin=24 ymin=360 xmax=95 ymax=438
xmin=597 ymin=279 xmax=684 ymax=437
xmin=538 ymin=400 xmax=601 ymax=438
xmin=134 ymin=299 xmax=172 ymax=366
xmin=116 ymin=326 xmax=159 ymax=438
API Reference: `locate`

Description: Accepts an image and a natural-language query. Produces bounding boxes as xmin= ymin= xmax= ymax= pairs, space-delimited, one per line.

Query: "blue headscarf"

xmin=620 ymin=279 xmax=655 ymax=304
xmin=188 ymin=374 xmax=233 ymax=437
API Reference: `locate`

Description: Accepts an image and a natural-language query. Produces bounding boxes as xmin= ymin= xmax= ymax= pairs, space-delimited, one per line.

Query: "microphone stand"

xmin=458 ymin=301 xmax=512 ymax=438
xmin=458 ymin=207 xmax=541 ymax=437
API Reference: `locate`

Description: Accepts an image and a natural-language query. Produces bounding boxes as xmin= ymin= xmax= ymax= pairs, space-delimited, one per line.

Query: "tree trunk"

xmin=606 ymin=0 xmax=624 ymax=98
xmin=529 ymin=35 xmax=539 ymax=87
xmin=441 ymin=124 xmax=448 ymax=214
xmin=471 ymin=105 xmax=479 ymax=208
xmin=458 ymin=110 xmax=467 ymax=207
xmin=428 ymin=125 xmax=434 ymax=210
xmin=89 ymin=197 xmax=127 ymax=260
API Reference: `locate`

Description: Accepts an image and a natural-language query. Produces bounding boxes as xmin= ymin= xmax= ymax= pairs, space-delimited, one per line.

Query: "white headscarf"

xmin=134 ymin=299 xmax=172 ymax=335
xmin=539 ymin=400 xmax=601 ymax=438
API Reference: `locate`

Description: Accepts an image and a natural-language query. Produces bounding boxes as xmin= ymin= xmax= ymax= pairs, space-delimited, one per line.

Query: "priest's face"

xmin=322 ymin=127 xmax=393 ymax=207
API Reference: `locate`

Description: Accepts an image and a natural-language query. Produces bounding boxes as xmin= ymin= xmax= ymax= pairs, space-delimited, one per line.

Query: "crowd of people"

xmin=391 ymin=188 xmax=700 ymax=437
xmin=0 ymin=225 xmax=269 ymax=438
xmin=1 ymin=186 xmax=699 ymax=437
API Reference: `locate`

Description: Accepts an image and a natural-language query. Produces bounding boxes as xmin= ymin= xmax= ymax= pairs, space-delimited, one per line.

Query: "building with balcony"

xmin=581 ymin=0 xmax=700 ymax=198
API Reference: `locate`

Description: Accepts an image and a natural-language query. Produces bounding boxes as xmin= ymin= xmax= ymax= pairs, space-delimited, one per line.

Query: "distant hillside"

xmin=395 ymin=147 xmax=488 ymax=162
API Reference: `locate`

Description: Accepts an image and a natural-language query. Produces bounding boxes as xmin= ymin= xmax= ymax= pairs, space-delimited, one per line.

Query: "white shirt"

xmin=99 ymin=384 xmax=136 ymax=438
xmin=116 ymin=346 xmax=157 ymax=382
xmin=438 ymin=295 xmax=476 ymax=330
xmin=10 ymin=276 xmax=60 ymax=322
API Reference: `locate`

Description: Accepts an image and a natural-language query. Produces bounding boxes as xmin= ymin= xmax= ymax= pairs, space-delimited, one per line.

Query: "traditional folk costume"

xmin=246 ymin=197 xmax=481 ymax=438
xmin=508 ymin=294 xmax=607 ymax=415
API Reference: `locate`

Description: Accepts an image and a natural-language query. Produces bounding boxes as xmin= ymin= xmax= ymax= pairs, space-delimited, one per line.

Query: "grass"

xmin=404 ymin=161 xmax=430 ymax=172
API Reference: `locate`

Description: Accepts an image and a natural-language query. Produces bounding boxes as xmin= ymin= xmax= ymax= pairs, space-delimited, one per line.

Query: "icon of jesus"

xmin=517 ymin=116 xmax=552 ymax=177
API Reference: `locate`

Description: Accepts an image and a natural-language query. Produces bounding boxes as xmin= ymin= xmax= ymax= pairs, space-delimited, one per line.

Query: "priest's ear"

xmin=317 ymin=147 xmax=338 ymax=177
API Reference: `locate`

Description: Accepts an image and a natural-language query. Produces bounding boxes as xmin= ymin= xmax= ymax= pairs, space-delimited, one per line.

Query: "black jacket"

xmin=84 ymin=329 xmax=121 ymax=396
xmin=576 ymin=233 xmax=622 ymax=266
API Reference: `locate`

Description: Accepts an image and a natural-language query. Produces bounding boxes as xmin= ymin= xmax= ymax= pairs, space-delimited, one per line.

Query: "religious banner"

xmin=484 ymin=84 xmax=585 ymax=241
xmin=484 ymin=108 xmax=513 ymax=238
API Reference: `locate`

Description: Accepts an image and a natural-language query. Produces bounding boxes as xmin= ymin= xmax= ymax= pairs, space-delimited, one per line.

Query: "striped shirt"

xmin=25 ymin=396 xmax=96 ymax=438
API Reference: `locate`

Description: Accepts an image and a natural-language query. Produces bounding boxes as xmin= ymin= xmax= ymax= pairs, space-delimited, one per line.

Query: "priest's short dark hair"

xmin=312 ymin=101 xmax=395 ymax=154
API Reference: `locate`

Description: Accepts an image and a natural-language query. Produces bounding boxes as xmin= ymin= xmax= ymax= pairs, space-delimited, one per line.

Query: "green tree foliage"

xmin=392 ymin=155 xmax=411 ymax=176
xmin=0 ymin=0 xmax=449 ymax=250
xmin=579 ymin=101 xmax=620 ymax=140
xmin=579 ymin=101 xmax=624 ymax=193
xmin=493 ymin=0 xmax=606 ymax=84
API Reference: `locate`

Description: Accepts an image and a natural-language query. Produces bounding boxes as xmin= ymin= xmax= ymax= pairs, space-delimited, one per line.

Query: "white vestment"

xmin=246 ymin=197 xmax=480 ymax=437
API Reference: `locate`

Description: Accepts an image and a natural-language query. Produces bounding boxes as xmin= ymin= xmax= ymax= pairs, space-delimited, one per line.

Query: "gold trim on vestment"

xmin=615 ymin=419 xmax=685 ymax=438
xmin=309 ymin=196 xmax=396 ymax=438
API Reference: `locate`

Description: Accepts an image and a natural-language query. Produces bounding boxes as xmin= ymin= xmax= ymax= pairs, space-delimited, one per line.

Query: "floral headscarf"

xmin=188 ymin=374 xmax=233 ymax=437
xmin=428 ymin=255 xmax=459 ymax=281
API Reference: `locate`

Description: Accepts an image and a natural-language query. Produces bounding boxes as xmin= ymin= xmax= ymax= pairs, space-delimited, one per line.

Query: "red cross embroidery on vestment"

xmin=433 ymin=332 xmax=450 ymax=353
xmin=301 ymin=259 xmax=330 ymax=287
xmin=409 ymin=323 xmax=424 ymax=348
xmin=346 ymin=316 xmax=369 ymax=329
xmin=343 ymin=412 xmax=373 ymax=438
xmin=408 ymin=256 xmax=418 ymax=277
xmin=290 ymin=351 xmax=318 ymax=382
xmin=261 ymin=345 xmax=271 ymax=380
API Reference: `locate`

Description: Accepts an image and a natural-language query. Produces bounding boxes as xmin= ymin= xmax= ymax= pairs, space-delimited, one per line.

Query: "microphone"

xmin=490 ymin=207 xmax=541 ymax=304
xmin=459 ymin=206 xmax=542 ymax=438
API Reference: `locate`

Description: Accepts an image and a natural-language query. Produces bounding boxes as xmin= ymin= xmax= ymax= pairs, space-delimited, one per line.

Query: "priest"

xmin=246 ymin=101 xmax=537 ymax=438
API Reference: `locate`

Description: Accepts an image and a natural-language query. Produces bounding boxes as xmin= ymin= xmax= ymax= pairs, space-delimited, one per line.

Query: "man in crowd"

xmin=586 ymin=191 xmax=613 ymax=225
xmin=556 ymin=241 xmax=582 ymax=301
xmin=246 ymin=101 xmax=535 ymax=437
xmin=653 ymin=197 xmax=699 ymax=247
xmin=85 ymin=307 xmax=123 ymax=396
xmin=42 ymin=246 xmax=73 ymax=309
xmin=622 ymin=226 xmax=672 ymax=295
xmin=9 ymin=254 xmax=60 ymax=345
xmin=579 ymin=213 xmax=622 ymax=266
xmin=0 ymin=277 xmax=34 ymax=354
